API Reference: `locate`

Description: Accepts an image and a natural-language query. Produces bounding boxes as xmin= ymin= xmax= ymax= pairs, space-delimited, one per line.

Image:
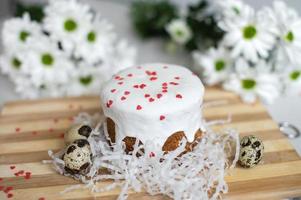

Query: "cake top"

xmin=100 ymin=63 xmax=204 ymax=119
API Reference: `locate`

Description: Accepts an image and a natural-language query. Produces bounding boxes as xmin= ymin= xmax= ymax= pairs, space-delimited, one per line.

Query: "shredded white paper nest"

xmin=46 ymin=111 xmax=239 ymax=200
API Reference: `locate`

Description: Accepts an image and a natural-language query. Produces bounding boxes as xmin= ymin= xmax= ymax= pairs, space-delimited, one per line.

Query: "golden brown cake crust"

xmin=106 ymin=118 xmax=204 ymax=154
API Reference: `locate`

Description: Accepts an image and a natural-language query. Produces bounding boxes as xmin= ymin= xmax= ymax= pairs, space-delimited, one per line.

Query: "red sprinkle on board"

xmin=174 ymin=76 xmax=180 ymax=80
xmin=7 ymin=193 xmax=13 ymax=198
xmin=144 ymin=94 xmax=150 ymax=98
xmin=121 ymin=96 xmax=126 ymax=101
xmin=124 ymin=91 xmax=130 ymax=95
xmin=162 ymin=86 xmax=168 ymax=89
xmin=10 ymin=166 xmax=15 ymax=170
xmin=110 ymin=89 xmax=116 ymax=93
xmin=15 ymin=128 xmax=20 ymax=132
xmin=127 ymin=73 xmax=133 ymax=77
xmin=114 ymin=76 xmax=120 ymax=80
xmin=118 ymin=82 xmax=123 ymax=85
xmin=157 ymin=94 xmax=162 ymax=99
xmin=162 ymin=82 xmax=168 ymax=86
xmin=136 ymin=105 xmax=142 ymax=110
xmin=4 ymin=186 xmax=13 ymax=193
xmin=25 ymin=172 xmax=31 ymax=179
xmin=162 ymin=90 xmax=168 ymax=93
xmin=149 ymin=98 xmax=155 ymax=102
xmin=176 ymin=94 xmax=183 ymax=99
xmin=160 ymin=115 xmax=165 ymax=121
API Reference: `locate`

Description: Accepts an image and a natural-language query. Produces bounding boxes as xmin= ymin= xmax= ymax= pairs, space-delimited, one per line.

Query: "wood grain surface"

xmin=0 ymin=87 xmax=300 ymax=200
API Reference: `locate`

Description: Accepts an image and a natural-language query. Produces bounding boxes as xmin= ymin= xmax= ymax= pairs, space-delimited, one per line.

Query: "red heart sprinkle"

xmin=162 ymin=82 xmax=168 ymax=86
xmin=118 ymin=82 xmax=123 ymax=85
xmin=139 ymin=84 xmax=146 ymax=89
xmin=151 ymin=71 xmax=157 ymax=76
xmin=10 ymin=166 xmax=15 ymax=170
xmin=176 ymin=94 xmax=182 ymax=99
xmin=7 ymin=193 xmax=13 ymax=198
xmin=106 ymin=100 xmax=113 ymax=108
xmin=146 ymin=71 xmax=152 ymax=76
xmin=136 ymin=105 xmax=142 ymax=110
xmin=149 ymin=152 xmax=155 ymax=157
xmin=144 ymin=94 xmax=150 ymax=98
xmin=160 ymin=115 xmax=165 ymax=120
xmin=110 ymin=89 xmax=116 ymax=93
xmin=133 ymin=85 xmax=139 ymax=88
xmin=124 ymin=91 xmax=130 ymax=95
xmin=149 ymin=98 xmax=155 ymax=102
xmin=121 ymin=96 xmax=126 ymax=101
xmin=150 ymin=77 xmax=157 ymax=81
xmin=175 ymin=77 xmax=180 ymax=80
xmin=162 ymin=90 xmax=168 ymax=93
xmin=114 ymin=76 xmax=120 ymax=80
xmin=157 ymin=94 xmax=162 ymax=99
xmin=127 ymin=73 xmax=133 ymax=77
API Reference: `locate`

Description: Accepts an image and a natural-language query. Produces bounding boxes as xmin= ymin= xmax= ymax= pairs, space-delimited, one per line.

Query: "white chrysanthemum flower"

xmin=282 ymin=66 xmax=301 ymax=95
xmin=43 ymin=0 xmax=93 ymax=54
xmin=0 ymin=52 xmax=27 ymax=76
xmin=265 ymin=1 xmax=301 ymax=64
xmin=2 ymin=13 xmax=41 ymax=52
xmin=223 ymin=59 xmax=281 ymax=104
xmin=66 ymin=62 xmax=107 ymax=96
xmin=166 ymin=19 xmax=192 ymax=45
xmin=220 ymin=6 xmax=277 ymax=63
xmin=74 ymin=17 xmax=116 ymax=64
xmin=24 ymin=36 xmax=73 ymax=87
xmin=217 ymin=0 xmax=251 ymax=20
xmin=193 ymin=47 xmax=232 ymax=85
xmin=110 ymin=40 xmax=137 ymax=74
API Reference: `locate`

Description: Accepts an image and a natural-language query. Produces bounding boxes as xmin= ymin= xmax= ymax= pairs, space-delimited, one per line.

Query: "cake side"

xmin=100 ymin=63 xmax=205 ymax=147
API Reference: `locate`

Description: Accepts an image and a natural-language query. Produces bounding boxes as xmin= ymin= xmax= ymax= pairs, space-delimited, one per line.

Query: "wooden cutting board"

xmin=0 ymin=87 xmax=301 ymax=200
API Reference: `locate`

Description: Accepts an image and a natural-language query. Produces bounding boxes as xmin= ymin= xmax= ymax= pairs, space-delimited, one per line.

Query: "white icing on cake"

xmin=100 ymin=63 xmax=205 ymax=146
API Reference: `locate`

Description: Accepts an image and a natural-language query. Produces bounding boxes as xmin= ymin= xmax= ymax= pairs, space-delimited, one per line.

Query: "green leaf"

xmin=130 ymin=0 xmax=178 ymax=38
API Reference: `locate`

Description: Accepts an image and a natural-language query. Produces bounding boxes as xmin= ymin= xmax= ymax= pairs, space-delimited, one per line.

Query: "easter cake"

xmin=100 ymin=63 xmax=205 ymax=153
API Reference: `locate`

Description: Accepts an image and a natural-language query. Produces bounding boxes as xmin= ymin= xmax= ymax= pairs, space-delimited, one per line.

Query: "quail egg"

xmin=63 ymin=139 xmax=92 ymax=175
xmin=239 ymin=135 xmax=264 ymax=168
xmin=64 ymin=123 xmax=92 ymax=145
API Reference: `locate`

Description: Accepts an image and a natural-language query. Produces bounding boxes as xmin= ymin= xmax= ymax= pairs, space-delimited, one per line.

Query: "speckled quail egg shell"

xmin=63 ymin=139 xmax=92 ymax=174
xmin=64 ymin=124 xmax=92 ymax=145
xmin=239 ymin=135 xmax=264 ymax=168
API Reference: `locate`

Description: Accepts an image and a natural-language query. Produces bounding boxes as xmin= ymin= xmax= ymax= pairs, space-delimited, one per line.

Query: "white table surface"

xmin=0 ymin=0 xmax=300 ymax=156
